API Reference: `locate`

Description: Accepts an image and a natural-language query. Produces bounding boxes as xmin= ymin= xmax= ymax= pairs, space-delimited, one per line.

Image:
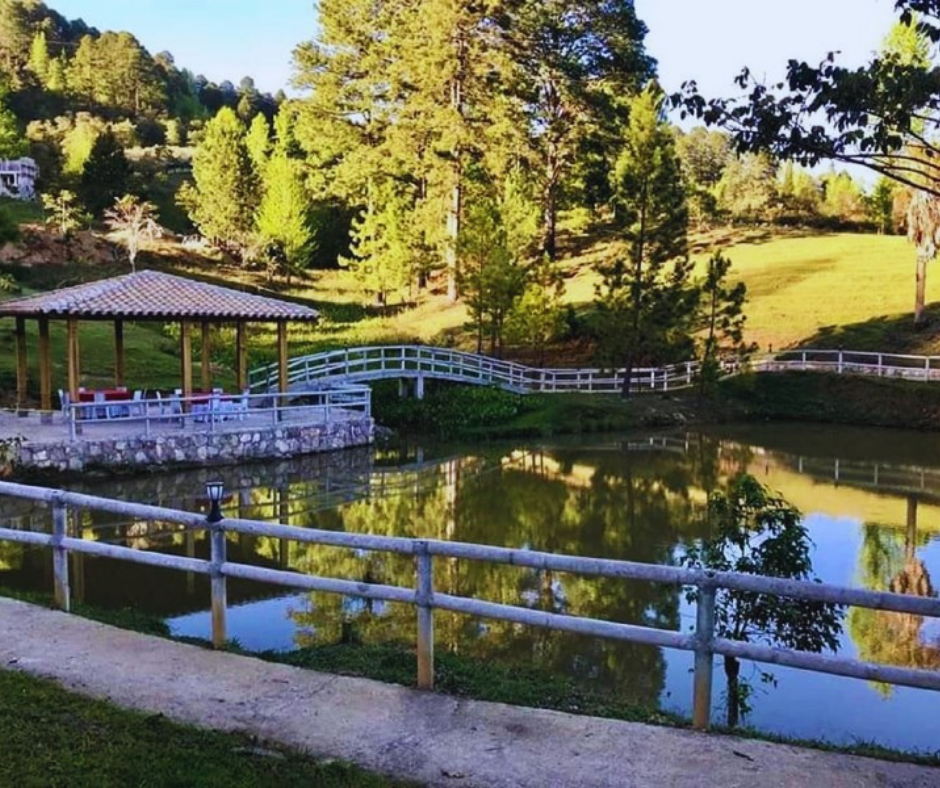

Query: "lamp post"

xmin=205 ymin=481 xmax=224 ymax=523
xmin=205 ymin=480 xmax=226 ymax=648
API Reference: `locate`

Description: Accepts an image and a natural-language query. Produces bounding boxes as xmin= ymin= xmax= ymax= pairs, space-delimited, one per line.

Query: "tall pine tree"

xmin=595 ymin=84 xmax=694 ymax=396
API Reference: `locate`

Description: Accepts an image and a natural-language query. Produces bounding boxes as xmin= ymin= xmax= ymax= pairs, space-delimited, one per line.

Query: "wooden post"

xmin=52 ymin=498 xmax=70 ymax=612
xmin=14 ymin=317 xmax=27 ymax=413
xmin=180 ymin=320 xmax=192 ymax=411
xmin=692 ymin=585 xmax=716 ymax=730
xmin=67 ymin=318 xmax=80 ymax=401
xmin=114 ymin=319 xmax=125 ymax=387
xmin=277 ymin=322 xmax=288 ymax=394
xmin=415 ymin=540 xmax=434 ymax=689
xmin=39 ymin=318 xmax=52 ymax=418
xmin=235 ymin=322 xmax=248 ymax=393
xmin=201 ymin=321 xmax=212 ymax=392
xmin=210 ymin=521 xmax=227 ymax=649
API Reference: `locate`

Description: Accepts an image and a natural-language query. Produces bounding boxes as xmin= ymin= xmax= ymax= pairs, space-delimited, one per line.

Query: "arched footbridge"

xmin=249 ymin=345 xmax=940 ymax=397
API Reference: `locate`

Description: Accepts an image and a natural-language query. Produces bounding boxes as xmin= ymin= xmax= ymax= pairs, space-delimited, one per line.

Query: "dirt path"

xmin=1 ymin=597 xmax=936 ymax=788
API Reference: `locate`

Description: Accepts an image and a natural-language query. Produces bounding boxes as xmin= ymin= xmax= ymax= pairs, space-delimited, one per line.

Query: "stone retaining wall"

xmin=15 ymin=418 xmax=374 ymax=473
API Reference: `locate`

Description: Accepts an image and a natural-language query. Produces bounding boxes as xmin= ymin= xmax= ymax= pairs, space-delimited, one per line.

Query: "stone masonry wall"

xmin=15 ymin=418 xmax=374 ymax=473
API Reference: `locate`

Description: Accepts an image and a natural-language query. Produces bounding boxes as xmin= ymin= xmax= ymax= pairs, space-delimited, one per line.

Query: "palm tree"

xmin=104 ymin=195 xmax=160 ymax=273
xmin=906 ymin=189 xmax=940 ymax=325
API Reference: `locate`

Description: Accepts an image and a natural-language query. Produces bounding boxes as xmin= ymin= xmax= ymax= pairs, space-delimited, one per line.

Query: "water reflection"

xmin=2 ymin=424 xmax=940 ymax=750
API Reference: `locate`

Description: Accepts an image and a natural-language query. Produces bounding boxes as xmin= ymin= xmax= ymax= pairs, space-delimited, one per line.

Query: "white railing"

xmin=250 ymin=345 xmax=699 ymax=395
xmin=756 ymin=349 xmax=940 ymax=381
xmin=1 ymin=480 xmax=938 ymax=733
xmin=251 ymin=345 xmax=940 ymax=396
xmin=60 ymin=386 xmax=372 ymax=441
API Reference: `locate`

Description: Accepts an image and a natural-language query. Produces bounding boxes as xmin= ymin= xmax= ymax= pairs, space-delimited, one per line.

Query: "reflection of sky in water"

xmin=665 ymin=510 xmax=940 ymax=753
xmin=168 ymin=595 xmax=310 ymax=652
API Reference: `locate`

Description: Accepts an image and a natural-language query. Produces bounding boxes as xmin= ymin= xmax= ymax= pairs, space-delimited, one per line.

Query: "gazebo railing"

xmin=61 ymin=386 xmax=372 ymax=441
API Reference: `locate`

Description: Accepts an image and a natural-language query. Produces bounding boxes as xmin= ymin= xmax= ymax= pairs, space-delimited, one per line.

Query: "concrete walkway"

xmin=1 ymin=597 xmax=936 ymax=788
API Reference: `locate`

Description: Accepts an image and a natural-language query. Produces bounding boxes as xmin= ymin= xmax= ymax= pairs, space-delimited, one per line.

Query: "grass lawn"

xmin=0 ymin=196 xmax=44 ymax=226
xmin=0 ymin=668 xmax=411 ymax=788
xmin=1 ymin=226 xmax=936 ymax=405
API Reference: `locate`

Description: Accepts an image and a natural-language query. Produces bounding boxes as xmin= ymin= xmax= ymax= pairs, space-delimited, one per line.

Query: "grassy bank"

xmin=0 ymin=668 xmax=410 ymax=788
xmin=720 ymin=372 xmax=940 ymax=431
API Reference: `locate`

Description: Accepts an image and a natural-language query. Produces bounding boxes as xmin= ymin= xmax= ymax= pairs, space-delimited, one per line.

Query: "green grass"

xmin=719 ymin=371 xmax=940 ymax=431
xmin=0 ymin=669 xmax=412 ymax=788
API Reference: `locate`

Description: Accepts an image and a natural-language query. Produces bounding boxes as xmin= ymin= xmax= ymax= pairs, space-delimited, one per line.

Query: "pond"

xmin=1 ymin=422 xmax=939 ymax=754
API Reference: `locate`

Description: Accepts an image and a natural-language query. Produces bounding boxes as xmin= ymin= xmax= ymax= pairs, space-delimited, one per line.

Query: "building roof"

xmin=0 ymin=270 xmax=319 ymax=323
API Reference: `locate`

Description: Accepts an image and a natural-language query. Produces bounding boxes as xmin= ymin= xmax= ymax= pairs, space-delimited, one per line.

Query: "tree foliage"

xmin=595 ymin=84 xmax=695 ymax=395
xmin=682 ymin=475 xmax=844 ymax=727
xmin=696 ymin=251 xmax=751 ymax=395
xmin=78 ymin=129 xmax=130 ymax=216
xmin=104 ymin=194 xmax=159 ymax=272
xmin=180 ymin=107 xmax=256 ymax=253
xmin=255 ymin=153 xmax=315 ymax=283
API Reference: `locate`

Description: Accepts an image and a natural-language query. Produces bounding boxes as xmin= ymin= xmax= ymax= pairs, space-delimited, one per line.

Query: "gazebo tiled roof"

xmin=0 ymin=270 xmax=319 ymax=322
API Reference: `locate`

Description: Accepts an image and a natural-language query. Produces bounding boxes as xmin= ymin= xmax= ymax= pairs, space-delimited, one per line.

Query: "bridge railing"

xmin=1 ymin=479 xmax=938 ymax=732
xmin=250 ymin=345 xmax=699 ymax=395
xmin=251 ymin=345 xmax=940 ymax=395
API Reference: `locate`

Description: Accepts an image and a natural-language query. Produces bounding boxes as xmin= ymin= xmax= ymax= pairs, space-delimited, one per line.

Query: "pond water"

xmin=2 ymin=422 xmax=939 ymax=753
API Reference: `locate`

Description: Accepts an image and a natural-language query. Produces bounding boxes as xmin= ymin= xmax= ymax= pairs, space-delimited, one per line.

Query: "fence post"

xmin=878 ymin=354 xmax=883 ymax=376
xmin=925 ymin=357 xmax=930 ymax=381
xmin=801 ymin=351 xmax=807 ymax=370
xmin=692 ymin=583 xmax=716 ymax=730
xmin=838 ymin=349 xmax=844 ymax=374
xmin=68 ymin=406 xmax=76 ymax=442
xmin=209 ymin=521 xmax=227 ymax=649
xmin=686 ymin=362 xmax=692 ymax=385
xmin=51 ymin=496 xmax=70 ymax=612
xmin=415 ymin=540 xmax=435 ymax=690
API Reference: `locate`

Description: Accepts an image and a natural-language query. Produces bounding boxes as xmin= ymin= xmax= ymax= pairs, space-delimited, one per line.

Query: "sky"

xmin=49 ymin=0 xmax=900 ymax=97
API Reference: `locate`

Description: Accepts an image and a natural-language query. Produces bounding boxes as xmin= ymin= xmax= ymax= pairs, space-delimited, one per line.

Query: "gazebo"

xmin=0 ymin=270 xmax=319 ymax=412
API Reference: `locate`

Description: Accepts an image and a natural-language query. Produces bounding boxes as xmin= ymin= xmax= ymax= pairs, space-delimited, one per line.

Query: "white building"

xmin=0 ymin=157 xmax=39 ymax=200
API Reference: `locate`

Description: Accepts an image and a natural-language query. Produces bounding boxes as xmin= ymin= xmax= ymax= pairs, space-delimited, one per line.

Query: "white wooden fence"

xmin=250 ymin=345 xmax=940 ymax=397
xmin=1 ymin=480 xmax=938 ymax=732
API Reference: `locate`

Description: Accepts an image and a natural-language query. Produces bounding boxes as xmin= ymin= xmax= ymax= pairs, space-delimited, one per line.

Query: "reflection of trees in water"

xmin=849 ymin=502 xmax=940 ymax=692
xmin=285 ymin=443 xmax=730 ymax=706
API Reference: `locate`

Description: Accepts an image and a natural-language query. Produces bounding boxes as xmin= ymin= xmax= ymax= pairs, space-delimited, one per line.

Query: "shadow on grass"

xmin=797 ymin=303 xmax=940 ymax=355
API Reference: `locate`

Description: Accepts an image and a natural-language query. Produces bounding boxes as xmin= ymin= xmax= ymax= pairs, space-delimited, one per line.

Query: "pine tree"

xmin=595 ymin=84 xmax=694 ymax=396
xmin=256 ymin=153 xmax=315 ymax=283
xmin=26 ymin=31 xmax=50 ymax=84
xmin=0 ymin=81 xmax=26 ymax=159
xmin=79 ymin=130 xmax=131 ymax=216
xmin=246 ymin=113 xmax=271 ymax=178
xmin=180 ymin=107 xmax=257 ymax=253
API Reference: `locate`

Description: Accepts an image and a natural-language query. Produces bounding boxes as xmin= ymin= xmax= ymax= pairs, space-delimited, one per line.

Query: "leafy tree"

xmin=499 ymin=0 xmax=655 ymax=259
xmin=0 ymin=204 xmax=19 ymax=244
xmin=459 ymin=192 xmax=526 ymax=356
xmin=907 ymin=190 xmax=940 ymax=324
xmin=595 ymin=84 xmax=695 ymax=396
xmin=246 ymin=112 xmax=271 ymax=177
xmin=104 ymin=194 xmax=160 ymax=272
xmin=343 ymin=182 xmax=421 ymax=308
xmin=676 ymin=127 xmax=733 ymax=225
xmin=255 ymin=153 xmax=315 ymax=284
xmin=869 ymin=177 xmax=898 ymax=234
xmin=696 ymin=251 xmax=751 ymax=396
xmin=179 ymin=106 xmax=257 ymax=253
xmin=820 ymin=170 xmax=868 ymax=226
xmin=0 ymin=79 xmax=26 ymax=159
xmin=777 ymin=162 xmax=822 ymax=222
xmin=506 ymin=256 xmax=566 ymax=364
xmin=683 ymin=475 xmax=844 ymax=728
xmin=715 ymin=153 xmax=778 ymax=224
xmin=41 ymin=189 xmax=88 ymax=238
xmin=79 ymin=129 xmax=130 ymax=216
xmin=61 ymin=114 xmax=103 ymax=175
xmin=26 ymin=31 xmax=49 ymax=84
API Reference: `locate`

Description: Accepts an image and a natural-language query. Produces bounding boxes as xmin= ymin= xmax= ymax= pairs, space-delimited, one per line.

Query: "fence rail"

xmin=251 ymin=345 xmax=940 ymax=397
xmin=250 ymin=345 xmax=699 ymax=395
xmin=1 ymin=480 xmax=938 ymax=730
xmin=57 ymin=386 xmax=372 ymax=441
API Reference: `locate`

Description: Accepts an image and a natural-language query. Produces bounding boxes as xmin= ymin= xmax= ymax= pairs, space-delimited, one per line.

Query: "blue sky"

xmin=50 ymin=0 xmax=899 ymax=97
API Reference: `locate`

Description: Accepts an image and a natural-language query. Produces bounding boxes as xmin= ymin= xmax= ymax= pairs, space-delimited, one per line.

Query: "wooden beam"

xmin=14 ymin=317 xmax=27 ymax=412
xmin=277 ymin=322 xmax=288 ymax=394
xmin=180 ymin=320 xmax=192 ymax=411
xmin=235 ymin=322 xmax=248 ymax=393
xmin=38 ymin=318 xmax=51 ymax=416
xmin=200 ymin=321 xmax=211 ymax=392
xmin=67 ymin=318 xmax=80 ymax=401
xmin=114 ymin=319 xmax=125 ymax=387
